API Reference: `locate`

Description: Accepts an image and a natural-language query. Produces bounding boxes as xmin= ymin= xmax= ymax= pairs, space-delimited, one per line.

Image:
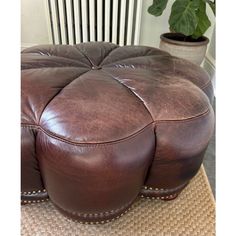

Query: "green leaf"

xmin=169 ymin=0 xmax=199 ymax=36
xmin=192 ymin=1 xmax=211 ymax=39
xmin=148 ymin=0 xmax=168 ymax=17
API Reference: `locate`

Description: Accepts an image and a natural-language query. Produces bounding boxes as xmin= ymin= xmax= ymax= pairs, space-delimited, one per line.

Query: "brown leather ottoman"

xmin=21 ymin=42 xmax=214 ymax=224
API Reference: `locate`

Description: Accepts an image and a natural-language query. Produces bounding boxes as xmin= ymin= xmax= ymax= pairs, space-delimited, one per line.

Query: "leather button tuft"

xmin=92 ymin=66 xmax=102 ymax=70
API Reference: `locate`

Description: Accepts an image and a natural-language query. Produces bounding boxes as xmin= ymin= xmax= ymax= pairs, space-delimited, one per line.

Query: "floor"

xmin=203 ymin=99 xmax=215 ymax=197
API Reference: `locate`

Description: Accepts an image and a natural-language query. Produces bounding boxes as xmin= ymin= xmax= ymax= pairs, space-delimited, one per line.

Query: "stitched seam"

xmin=156 ymin=108 xmax=210 ymax=124
xmin=98 ymin=45 xmax=120 ymax=66
xmin=21 ymin=66 xmax=89 ymax=71
xmin=21 ymin=108 xmax=210 ymax=146
xmin=103 ymin=70 xmax=154 ymax=121
xmin=21 ymin=123 xmax=153 ymax=146
xmin=97 ymin=45 xmax=120 ymax=66
xmin=23 ymin=53 xmax=91 ymax=67
xmin=74 ymin=46 xmax=95 ymax=67
xmin=21 ymin=45 xmax=89 ymax=63
xmin=102 ymin=47 xmax=166 ymax=65
xmin=21 ymin=63 xmax=89 ymax=70
xmin=37 ymin=69 xmax=90 ymax=124
xmin=104 ymin=65 xmax=211 ymax=91
xmin=103 ymin=54 xmax=171 ymax=68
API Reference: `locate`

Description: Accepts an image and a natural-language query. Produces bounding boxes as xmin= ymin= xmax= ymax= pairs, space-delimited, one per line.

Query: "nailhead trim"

xmin=140 ymin=193 xmax=177 ymax=200
xmin=21 ymin=198 xmax=49 ymax=204
xmin=142 ymin=186 xmax=165 ymax=191
xmin=70 ymin=206 xmax=133 ymax=224
xmin=60 ymin=198 xmax=134 ymax=218
xmin=21 ymin=189 xmax=47 ymax=195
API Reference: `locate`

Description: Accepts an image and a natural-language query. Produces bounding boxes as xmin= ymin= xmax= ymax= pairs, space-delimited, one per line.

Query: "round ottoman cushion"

xmin=21 ymin=42 xmax=214 ymax=223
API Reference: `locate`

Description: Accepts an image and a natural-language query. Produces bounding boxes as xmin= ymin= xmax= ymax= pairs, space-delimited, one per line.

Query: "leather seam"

xmin=74 ymin=46 xmax=95 ymax=67
xmin=21 ymin=65 xmax=90 ymax=70
xmin=37 ymin=69 xmax=90 ymax=124
xmin=21 ymin=123 xmax=153 ymax=147
xmin=22 ymin=46 xmax=91 ymax=67
xmin=21 ymin=108 xmax=210 ymax=146
xmin=103 ymin=54 xmax=171 ymax=68
xmin=98 ymin=44 xmax=120 ymax=66
xmin=98 ymin=45 xmax=120 ymax=66
xmin=103 ymin=69 xmax=154 ymax=121
xmin=24 ymin=54 xmax=90 ymax=68
xmin=156 ymin=108 xmax=210 ymax=124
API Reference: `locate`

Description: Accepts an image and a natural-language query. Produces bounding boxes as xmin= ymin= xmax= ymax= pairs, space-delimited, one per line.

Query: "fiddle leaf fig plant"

xmin=148 ymin=0 xmax=215 ymax=39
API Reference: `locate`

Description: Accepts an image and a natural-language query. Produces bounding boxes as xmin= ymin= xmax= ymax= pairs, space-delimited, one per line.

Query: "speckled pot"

xmin=160 ymin=33 xmax=209 ymax=65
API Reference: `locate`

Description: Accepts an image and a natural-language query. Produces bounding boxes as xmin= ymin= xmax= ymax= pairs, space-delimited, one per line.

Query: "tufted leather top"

xmin=21 ymin=42 xmax=214 ymax=223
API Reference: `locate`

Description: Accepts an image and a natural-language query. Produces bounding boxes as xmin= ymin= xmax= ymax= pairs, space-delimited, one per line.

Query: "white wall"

xmin=21 ymin=0 xmax=50 ymax=48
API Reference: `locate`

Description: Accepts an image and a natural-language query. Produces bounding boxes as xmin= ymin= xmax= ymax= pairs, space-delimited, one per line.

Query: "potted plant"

xmin=148 ymin=0 xmax=215 ymax=65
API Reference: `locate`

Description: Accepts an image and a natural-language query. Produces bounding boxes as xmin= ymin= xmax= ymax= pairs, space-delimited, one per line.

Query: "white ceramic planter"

xmin=159 ymin=33 xmax=209 ymax=65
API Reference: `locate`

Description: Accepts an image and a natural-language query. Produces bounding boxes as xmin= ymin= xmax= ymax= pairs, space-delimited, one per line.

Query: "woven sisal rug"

xmin=21 ymin=166 xmax=215 ymax=236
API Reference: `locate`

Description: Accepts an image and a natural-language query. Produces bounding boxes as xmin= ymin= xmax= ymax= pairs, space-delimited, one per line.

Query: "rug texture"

xmin=21 ymin=166 xmax=215 ymax=236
